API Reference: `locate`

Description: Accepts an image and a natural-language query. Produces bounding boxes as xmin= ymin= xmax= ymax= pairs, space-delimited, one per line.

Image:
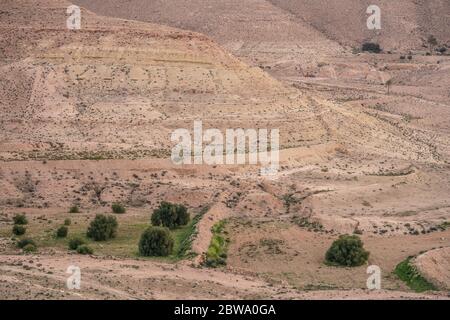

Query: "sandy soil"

xmin=226 ymin=218 xmax=450 ymax=290
xmin=1 ymin=253 xmax=447 ymax=300
xmin=0 ymin=0 xmax=449 ymax=299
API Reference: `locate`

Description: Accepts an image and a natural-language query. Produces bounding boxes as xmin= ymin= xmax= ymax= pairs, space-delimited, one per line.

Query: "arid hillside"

xmin=72 ymin=0 xmax=345 ymax=78
xmin=74 ymin=0 xmax=450 ymax=51
xmin=1 ymin=0 xmax=299 ymax=160
xmin=73 ymin=0 xmax=450 ymax=78
xmin=0 ymin=0 xmax=449 ymax=300
xmin=269 ymin=0 xmax=450 ymax=50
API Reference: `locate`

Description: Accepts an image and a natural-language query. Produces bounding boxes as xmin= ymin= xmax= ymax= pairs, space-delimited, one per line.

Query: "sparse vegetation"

xmin=22 ymin=243 xmax=37 ymax=253
xmin=362 ymin=42 xmax=381 ymax=53
xmin=351 ymin=47 xmax=361 ymax=54
xmin=138 ymin=226 xmax=174 ymax=257
xmin=69 ymin=206 xmax=80 ymax=213
xmin=12 ymin=225 xmax=26 ymax=236
xmin=86 ymin=214 xmax=118 ymax=241
xmin=394 ymin=257 xmax=436 ymax=292
xmin=111 ymin=203 xmax=126 ymax=214
xmin=325 ymin=235 xmax=369 ymax=267
xmin=282 ymin=193 xmax=299 ymax=207
xmin=385 ymin=79 xmax=393 ymax=95
xmin=437 ymin=221 xmax=450 ymax=231
xmin=17 ymin=238 xmax=36 ymax=249
xmin=293 ymin=216 xmax=323 ymax=232
xmin=427 ymin=35 xmax=438 ymax=54
xmin=56 ymin=226 xmax=68 ymax=238
xmin=151 ymin=202 xmax=190 ymax=229
xmin=175 ymin=208 xmax=207 ymax=258
xmin=259 ymin=238 xmax=284 ymax=255
xmin=204 ymin=220 xmax=229 ymax=268
xmin=9 ymin=210 xmax=201 ymax=260
xmin=13 ymin=213 xmax=28 ymax=225
xmin=362 ymin=200 xmax=372 ymax=207
xmin=68 ymin=237 xmax=85 ymax=250
xmin=64 ymin=218 xmax=71 ymax=226
xmin=76 ymin=244 xmax=94 ymax=255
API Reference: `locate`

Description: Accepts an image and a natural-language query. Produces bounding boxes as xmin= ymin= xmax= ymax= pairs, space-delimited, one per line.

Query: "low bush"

xmin=76 ymin=244 xmax=94 ymax=255
xmin=23 ymin=243 xmax=37 ymax=253
xmin=325 ymin=234 xmax=369 ymax=267
xmin=111 ymin=203 xmax=126 ymax=214
xmin=56 ymin=226 xmax=68 ymax=238
xmin=13 ymin=214 xmax=28 ymax=225
xmin=68 ymin=237 xmax=85 ymax=250
xmin=86 ymin=214 xmax=118 ymax=241
xmin=151 ymin=202 xmax=189 ymax=229
xmin=12 ymin=225 xmax=26 ymax=236
xmin=138 ymin=226 xmax=174 ymax=257
xmin=362 ymin=42 xmax=382 ymax=53
xmin=69 ymin=206 xmax=80 ymax=213
xmin=64 ymin=218 xmax=71 ymax=226
xmin=17 ymin=238 xmax=36 ymax=249
xmin=204 ymin=220 xmax=229 ymax=268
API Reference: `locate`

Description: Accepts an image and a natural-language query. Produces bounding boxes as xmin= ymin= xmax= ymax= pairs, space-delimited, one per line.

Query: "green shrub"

xmin=204 ymin=220 xmax=229 ymax=268
xmin=362 ymin=42 xmax=382 ymax=53
xmin=394 ymin=257 xmax=436 ymax=292
xmin=13 ymin=214 xmax=28 ymax=225
xmin=69 ymin=205 xmax=80 ymax=213
xmin=17 ymin=238 xmax=36 ymax=249
xmin=151 ymin=202 xmax=189 ymax=229
xmin=325 ymin=234 xmax=369 ymax=267
xmin=64 ymin=218 xmax=71 ymax=226
xmin=86 ymin=214 xmax=118 ymax=241
xmin=12 ymin=225 xmax=26 ymax=236
xmin=23 ymin=243 xmax=37 ymax=253
xmin=56 ymin=226 xmax=68 ymax=238
xmin=111 ymin=203 xmax=126 ymax=214
xmin=175 ymin=210 xmax=206 ymax=259
xmin=76 ymin=244 xmax=94 ymax=255
xmin=205 ymin=235 xmax=227 ymax=267
xmin=138 ymin=226 xmax=174 ymax=257
xmin=68 ymin=237 xmax=85 ymax=250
